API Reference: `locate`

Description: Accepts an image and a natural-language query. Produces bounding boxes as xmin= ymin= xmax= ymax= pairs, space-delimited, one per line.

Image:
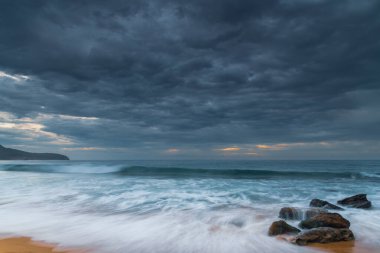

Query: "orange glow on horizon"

xmin=219 ymin=147 xmax=241 ymax=151
xmin=166 ymin=148 xmax=179 ymax=153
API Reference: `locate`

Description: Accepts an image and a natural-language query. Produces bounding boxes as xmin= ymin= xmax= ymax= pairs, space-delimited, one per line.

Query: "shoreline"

xmin=0 ymin=236 xmax=88 ymax=253
xmin=1 ymin=236 xmax=378 ymax=253
xmin=309 ymin=241 xmax=377 ymax=253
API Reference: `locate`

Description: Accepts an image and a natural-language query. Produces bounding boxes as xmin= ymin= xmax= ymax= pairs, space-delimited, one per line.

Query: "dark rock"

xmin=279 ymin=207 xmax=327 ymax=220
xmin=304 ymin=209 xmax=328 ymax=219
xmin=292 ymin=227 xmax=354 ymax=245
xmin=299 ymin=213 xmax=350 ymax=229
xmin=351 ymin=201 xmax=372 ymax=209
xmin=310 ymin=199 xmax=344 ymax=210
xmin=0 ymin=145 xmax=69 ymax=160
xmin=337 ymin=194 xmax=372 ymax=209
xmin=268 ymin=220 xmax=301 ymax=236
xmin=279 ymin=207 xmax=303 ymax=220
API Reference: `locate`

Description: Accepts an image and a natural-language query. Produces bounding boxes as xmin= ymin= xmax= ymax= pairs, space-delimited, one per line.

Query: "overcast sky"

xmin=0 ymin=0 xmax=379 ymax=160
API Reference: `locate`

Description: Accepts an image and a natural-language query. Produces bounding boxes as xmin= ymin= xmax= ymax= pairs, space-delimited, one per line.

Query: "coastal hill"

xmin=0 ymin=145 xmax=69 ymax=160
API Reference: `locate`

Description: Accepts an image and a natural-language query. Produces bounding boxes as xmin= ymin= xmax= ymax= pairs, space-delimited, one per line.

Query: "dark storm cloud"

xmin=0 ymin=0 xmax=379 ymax=159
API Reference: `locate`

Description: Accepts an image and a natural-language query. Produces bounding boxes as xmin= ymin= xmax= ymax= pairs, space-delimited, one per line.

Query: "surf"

xmin=1 ymin=163 xmax=380 ymax=180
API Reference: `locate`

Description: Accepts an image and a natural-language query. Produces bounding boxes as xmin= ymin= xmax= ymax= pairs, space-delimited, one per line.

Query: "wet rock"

xmin=310 ymin=199 xmax=343 ymax=210
xmin=304 ymin=209 xmax=328 ymax=219
xmin=337 ymin=194 xmax=372 ymax=209
xmin=292 ymin=227 xmax=354 ymax=245
xmin=268 ymin=220 xmax=301 ymax=236
xmin=299 ymin=213 xmax=350 ymax=229
xmin=279 ymin=207 xmax=303 ymax=220
xmin=279 ymin=207 xmax=327 ymax=220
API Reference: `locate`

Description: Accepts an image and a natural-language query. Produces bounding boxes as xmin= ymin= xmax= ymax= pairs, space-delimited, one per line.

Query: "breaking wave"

xmin=1 ymin=163 xmax=380 ymax=180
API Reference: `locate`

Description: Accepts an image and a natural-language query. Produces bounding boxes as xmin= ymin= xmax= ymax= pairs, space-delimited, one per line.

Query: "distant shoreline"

xmin=0 ymin=145 xmax=69 ymax=160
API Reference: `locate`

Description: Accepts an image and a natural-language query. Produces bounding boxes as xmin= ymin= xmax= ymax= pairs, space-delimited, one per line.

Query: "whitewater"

xmin=0 ymin=160 xmax=379 ymax=253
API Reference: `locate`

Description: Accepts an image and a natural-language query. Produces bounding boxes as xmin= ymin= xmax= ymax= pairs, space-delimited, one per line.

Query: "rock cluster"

xmin=267 ymin=193 xmax=372 ymax=246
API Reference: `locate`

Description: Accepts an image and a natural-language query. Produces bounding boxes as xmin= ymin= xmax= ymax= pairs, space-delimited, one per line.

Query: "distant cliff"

xmin=0 ymin=145 xmax=69 ymax=160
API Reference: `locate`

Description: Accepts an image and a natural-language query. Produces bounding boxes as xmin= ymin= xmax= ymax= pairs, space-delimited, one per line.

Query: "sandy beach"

xmin=278 ymin=234 xmax=378 ymax=253
xmin=0 ymin=237 xmax=87 ymax=253
xmin=1 ymin=236 xmax=379 ymax=253
xmin=310 ymin=241 xmax=378 ymax=253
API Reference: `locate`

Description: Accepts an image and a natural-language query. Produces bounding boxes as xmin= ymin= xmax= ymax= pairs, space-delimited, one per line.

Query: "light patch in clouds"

xmin=58 ymin=115 xmax=99 ymax=121
xmin=256 ymin=144 xmax=290 ymax=150
xmin=166 ymin=148 xmax=180 ymax=153
xmin=244 ymin=152 xmax=260 ymax=156
xmin=0 ymin=122 xmax=72 ymax=145
xmin=255 ymin=142 xmax=332 ymax=151
xmin=215 ymin=146 xmax=261 ymax=157
xmin=218 ymin=147 xmax=241 ymax=151
xmin=0 ymin=111 xmax=76 ymax=145
xmin=0 ymin=112 xmax=15 ymax=121
xmin=0 ymin=70 xmax=30 ymax=82
xmin=63 ymin=147 xmax=105 ymax=151
xmin=35 ymin=113 xmax=99 ymax=122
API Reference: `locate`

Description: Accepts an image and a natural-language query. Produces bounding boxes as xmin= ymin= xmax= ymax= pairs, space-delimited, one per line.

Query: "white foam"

xmin=0 ymin=206 xmax=319 ymax=253
xmin=0 ymin=161 xmax=379 ymax=253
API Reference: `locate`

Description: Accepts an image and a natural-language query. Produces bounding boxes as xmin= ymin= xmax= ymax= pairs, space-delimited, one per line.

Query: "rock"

xmin=279 ymin=207 xmax=303 ymax=220
xmin=279 ymin=207 xmax=327 ymax=220
xmin=299 ymin=213 xmax=350 ymax=229
xmin=292 ymin=227 xmax=354 ymax=245
xmin=268 ymin=220 xmax=301 ymax=236
xmin=337 ymin=194 xmax=372 ymax=209
xmin=310 ymin=199 xmax=344 ymax=210
xmin=304 ymin=209 xmax=328 ymax=219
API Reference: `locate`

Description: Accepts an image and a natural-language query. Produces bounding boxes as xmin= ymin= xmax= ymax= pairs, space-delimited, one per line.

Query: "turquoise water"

xmin=0 ymin=160 xmax=379 ymax=252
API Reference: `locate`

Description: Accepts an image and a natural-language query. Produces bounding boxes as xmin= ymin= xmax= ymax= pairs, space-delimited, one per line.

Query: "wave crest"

xmin=1 ymin=164 xmax=379 ymax=180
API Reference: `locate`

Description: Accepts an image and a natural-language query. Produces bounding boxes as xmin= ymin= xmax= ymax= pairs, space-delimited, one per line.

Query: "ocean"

xmin=0 ymin=160 xmax=379 ymax=253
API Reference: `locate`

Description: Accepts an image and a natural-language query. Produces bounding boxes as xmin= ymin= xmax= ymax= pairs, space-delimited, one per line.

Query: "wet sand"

xmin=0 ymin=237 xmax=87 ymax=253
xmin=1 ymin=236 xmax=378 ymax=253
xmin=276 ymin=235 xmax=378 ymax=253
xmin=310 ymin=241 xmax=378 ymax=253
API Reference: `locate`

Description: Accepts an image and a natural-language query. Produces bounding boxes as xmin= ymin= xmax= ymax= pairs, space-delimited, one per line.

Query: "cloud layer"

xmin=0 ymin=0 xmax=379 ymax=159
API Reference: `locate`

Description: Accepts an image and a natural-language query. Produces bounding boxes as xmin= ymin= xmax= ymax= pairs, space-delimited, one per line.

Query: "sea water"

xmin=0 ymin=160 xmax=379 ymax=253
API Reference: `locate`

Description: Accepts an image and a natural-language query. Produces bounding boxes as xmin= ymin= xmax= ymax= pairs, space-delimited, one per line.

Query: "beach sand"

xmin=309 ymin=241 xmax=378 ymax=253
xmin=0 ymin=237 xmax=87 ymax=253
xmin=277 ymin=236 xmax=378 ymax=253
xmin=0 ymin=236 xmax=378 ymax=253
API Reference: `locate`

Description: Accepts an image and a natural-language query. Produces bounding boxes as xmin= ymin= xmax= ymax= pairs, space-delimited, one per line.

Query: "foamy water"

xmin=0 ymin=160 xmax=379 ymax=253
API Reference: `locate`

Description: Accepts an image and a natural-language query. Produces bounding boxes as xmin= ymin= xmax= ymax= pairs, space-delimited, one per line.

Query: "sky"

xmin=0 ymin=0 xmax=379 ymax=160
